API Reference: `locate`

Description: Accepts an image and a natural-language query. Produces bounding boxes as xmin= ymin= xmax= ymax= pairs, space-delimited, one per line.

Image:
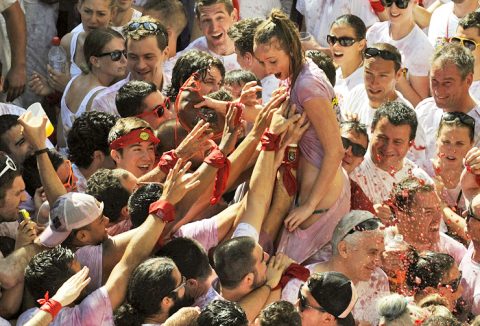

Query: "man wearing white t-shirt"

xmin=416 ymin=43 xmax=480 ymax=163
xmin=350 ymin=101 xmax=432 ymax=205
xmin=428 ymin=0 xmax=479 ymax=47
xmin=163 ymin=0 xmax=241 ymax=80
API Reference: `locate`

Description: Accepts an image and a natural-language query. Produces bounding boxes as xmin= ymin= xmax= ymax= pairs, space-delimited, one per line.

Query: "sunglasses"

xmin=449 ymin=36 xmax=480 ymax=52
xmin=0 ymin=155 xmax=17 ymax=179
xmin=62 ymin=160 xmax=77 ymax=192
xmin=466 ymin=204 xmax=480 ymax=223
xmin=170 ymin=275 xmax=187 ymax=294
xmin=97 ymin=50 xmax=127 ymax=61
xmin=342 ymin=137 xmax=367 ymax=157
xmin=136 ymin=98 xmax=170 ymax=120
xmin=297 ymin=286 xmax=326 ymax=313
xmin=327 ymin=35 xmax=357 ymax=47
xmin=439 ymin=272 xmax=462 ymax=293
xmin=343 ymin=218 xmax=381 ymax=240
xmin=380 ymin=0 xmax=410 ymax=9
xmin=127 ymin=21 xmax=159 ymax=32
xmin=364 ymin=47 xmax=401 ymax=65
xmin=442 ymin=112 xmax=475 ymax=128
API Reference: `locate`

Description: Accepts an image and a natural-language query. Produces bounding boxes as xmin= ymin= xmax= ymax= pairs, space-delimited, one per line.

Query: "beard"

xmin=168 ymin=292 xmax=195 ymax=316
xmin=251 ymin=270 xmax=267 ymax=290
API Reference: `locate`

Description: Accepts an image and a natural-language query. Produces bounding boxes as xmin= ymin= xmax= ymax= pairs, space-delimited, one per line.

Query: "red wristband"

xmin=37 ymin=292 xmax=62 ymax=319
xmin=158 ymin=150 xmax=179 ymax=174
xmin=261 ymin=129 xmax=281 ymax=151
xmin=369 ymin=0 xmax=385 ymax=13
xmin=149 ymin=200 xmax=175 ymax=223
xmin=204 ymin=147 xmax=231 ymax=205
xmin=281 ymin=145 xmax=299 ymax=196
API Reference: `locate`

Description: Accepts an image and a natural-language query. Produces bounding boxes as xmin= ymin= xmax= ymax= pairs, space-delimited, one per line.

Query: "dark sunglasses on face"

xmin=136 ymin=98 xmax=170 ymax=120
xmin=449 ymin=36 xmax=480 ymax=52
xmin=97 ymin=50 xmax=127 ymax=61
xmin=341 ymin=137 xmax=367 ymax=157
xmin=364 ymin=47 xmax=401 ymax=66
xmin=127 ymin=21 xmax=159 ymax=32
xmin=326 ymin=35 xmax=357 ymax=47
xmin=297 ymin=286 xmax=326 ymax=313
xmin=442 ymin=112 xmax=475 ymax=128
xmin=381 ymin=0 xmax=410 ymax=9
xmin=439 ymin=272 xmax=462 ymax=293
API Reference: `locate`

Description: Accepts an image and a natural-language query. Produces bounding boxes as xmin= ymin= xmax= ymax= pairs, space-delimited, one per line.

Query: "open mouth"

xmin=274 ymin=72 xmax=282 ymax=79
xmin=368 ymin=88 xmax=383 ymax=95
xmin=333 ymin=51 xmax=344 ymax=58
xmin=137 ymin=164 xmax=151 ymax=174
xmin=211 ymin=33 xmax=223 ymax=40
xmin=445 ymin=155 xmax=456 ymax=161
xmin=390 ymin=12 xmax=400 ymax=18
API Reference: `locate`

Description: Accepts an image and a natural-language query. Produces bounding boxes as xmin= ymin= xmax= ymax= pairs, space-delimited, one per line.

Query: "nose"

xmin=135 ymin=57 xmax=147 ymax=70
xmin=20 ymin=190 xmax=27 ymax=202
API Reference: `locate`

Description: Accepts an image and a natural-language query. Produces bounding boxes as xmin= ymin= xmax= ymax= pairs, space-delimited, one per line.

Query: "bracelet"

xmin=37 ymin=291 xmax=62 ymax=319
xmin=204 ymin=147 xmax=231 ymax=205
xmin=149 ymin=200 xmax=175 ymax=223
xmin=158 ymin=150 xmax=179 ymax=174
xmin=35 ymin=148 xmax=49 ymax=156
xmin=264 ymin=283 xmax=273 ymax=291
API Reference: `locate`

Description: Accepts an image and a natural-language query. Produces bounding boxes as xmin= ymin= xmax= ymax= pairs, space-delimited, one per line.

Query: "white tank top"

xmin=70 ymin=32 xmax=83 ymax=77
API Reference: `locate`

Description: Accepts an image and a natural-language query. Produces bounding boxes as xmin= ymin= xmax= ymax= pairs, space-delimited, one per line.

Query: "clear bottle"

xmin=48 ymin=36 xmax=67 ymax=73
xmin=385 ymin=234 xmax=409 ymax=287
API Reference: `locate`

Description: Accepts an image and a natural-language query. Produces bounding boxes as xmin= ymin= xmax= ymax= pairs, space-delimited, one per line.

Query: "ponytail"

xmin=114 ymin=303 xmax=146 ymax=326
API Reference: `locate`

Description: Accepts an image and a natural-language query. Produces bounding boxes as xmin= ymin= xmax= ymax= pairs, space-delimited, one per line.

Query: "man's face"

xmin=167 ymin=268 xmax=193 ymax=316
xmin=235 ymin=48 xmax=267 ymax=80
xmin=370 ymin=117 xmax=412 ymax=172
xmin=456 ymin=26 xmax=480 ymax=59
xmin=364 ymin=57 xmax=400 ymax=107
xmin=82 ymin=213 xmax=110 ymax=245
xmin=251 ymin=243 xmax=269 ymax=289
xmin=343 ymin=231 xmax=384 ymax=282
xmin=0 ymin=176 xmax=27 ymax=222
xmin=197 ymin=3 xmax=237 ymax=53
xmin=341 ymin=129 xmax=368 ymax=174
xmin=139 ymin=91 xmax=174 ymax=129
xmin=127 ymin=36 xmax=169 ymax=87
xmin=430 ymin=61 xmax=472 ymax=110
xmin=1 ymin=125 xmax=34 ymax=164
xmin=112 ymin=141 xmax=156 ymax=178
xmin=296 ymin=284 xmax=333 ymax=326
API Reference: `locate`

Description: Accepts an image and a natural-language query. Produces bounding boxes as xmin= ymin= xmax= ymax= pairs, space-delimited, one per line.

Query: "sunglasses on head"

xmin=449 ymin=36 xmax=480 ymax=52
xmin=97 ymin=50 xmax=127 ymax=61
xmin=342 ymin=218 xmax=381 ymax=241
xmin=0 ymin=155 xmax=17 ymax=179
xmin=381 ymin=0 xmax=410 ymax=9
xmin=439 ymin=272 xmax=462 ymax=293
xmin=127 ymin=21 xmax=159 ymax=32
xmin=297 ymin=286 xmax=326 ymax=313
xmin=341 ymin=137 xmax=367 ymax=157
xmin=364 ymin=47 xmax=401 ymax=65
xmin=442 ymin=112 xmax=475 ymax=128
xmin=327 ymin=35 xmax=357 ymax=47
xmin=136 ymin=98 xmax=170 ymax=120
xmin=467 ymin=204 xmax=480 ymax=223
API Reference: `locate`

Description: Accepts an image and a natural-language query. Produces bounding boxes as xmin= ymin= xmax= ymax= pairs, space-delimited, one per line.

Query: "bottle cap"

xmin=51 ymin=36 xmax=61 ymax=46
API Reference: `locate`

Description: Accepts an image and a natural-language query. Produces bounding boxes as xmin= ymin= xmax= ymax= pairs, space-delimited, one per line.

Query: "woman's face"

xmin=254 ymin=37 xmax=291 ymax=80
xmin=435 ymin=125 xmax=473 ymax=168
xmin=386 ymin=0 xmax=414 ymax=26
xmin=329 ymin=23 xmax=365 ymax=68
xmin=79 ymin=0 xmax=113 ymax=33
xmin=96 ymin=37 xmax=128 ymax=78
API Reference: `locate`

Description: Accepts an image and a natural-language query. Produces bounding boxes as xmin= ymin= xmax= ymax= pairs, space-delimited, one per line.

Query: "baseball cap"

xmin=39 ymin=192 xmax=104 ymax=248
xmin=308 ymin=272 xmax=358 ymax=326
xmin=331 ymin=210 xmax=382 ymax=251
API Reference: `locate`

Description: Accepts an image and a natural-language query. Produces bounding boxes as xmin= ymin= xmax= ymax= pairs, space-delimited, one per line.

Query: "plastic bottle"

xmin=385 ymin=234 xmax=409 ymax=287
xmin=48 ymin=36 xmax=67 ymax=73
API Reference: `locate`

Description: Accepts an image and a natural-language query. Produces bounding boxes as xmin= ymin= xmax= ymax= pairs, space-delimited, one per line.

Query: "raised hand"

xmin=160 ymin=159 xmax=200 ymax=205
xmin=51 ymin=266 xmax=91 ymax=307
xmin=175 ymin=120 xmax=213 ymax=160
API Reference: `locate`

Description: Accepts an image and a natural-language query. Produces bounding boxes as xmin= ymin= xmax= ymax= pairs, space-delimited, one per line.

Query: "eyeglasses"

xmin=297 ymin=286 xmax=326 ymax=313
xmin=439 ymin=272 xmax=462 ymax=293
xmin=327 ymin=35 xmax=358 ymax=47
xmin=136 ymin=98 xmax=170 ymax=120
xmin=62 ymin=160 xmax=77 ymax=192
xmin=442 ymin=112 xmax=475 ymax=129
xmin=466 ymin=204 xmax=480 ymax=223
xmin=364 ymin=47 xmax=401 ymax=66
xmin=380 ymin=0 xmax=410 ymax=9
xmin=341 ymin=137 xmax=367 ymax=157
xmin=449 ymin=36 xmax=480 ymax=52
xmin=97 ymin=50 xmax=127 ymax=61
xmin=0 ymin=155 xmax=17 ymax=179
xmin=170 ymin=275 xmax=186 ymax=294
xmin=127 ymin=21 xmax=159 ymax=32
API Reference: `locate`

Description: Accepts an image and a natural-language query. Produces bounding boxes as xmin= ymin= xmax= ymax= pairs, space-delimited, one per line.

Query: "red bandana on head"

xmin=110 ymin=128 xmax=160 ymax=150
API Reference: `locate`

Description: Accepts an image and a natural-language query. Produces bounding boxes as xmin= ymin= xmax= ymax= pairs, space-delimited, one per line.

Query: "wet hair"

xmin=157 ymin=237 xmax=212 ymax=281
xmin=371 ymin=101 xmax=418 ymax=141
xmin=406 ymin=251 xmax=455 ymax=292
xmin=378 ymin=294 xmax=426 ymax=326
xmin=227 ymin=18 xmax=264 ymax=56
xmin=25 ymin=246 xmax=76 ymax=304
xmin=0 ymin=115 xmax=19 ymax=154
xmin=305 ymin=50 xmax=336 ymax=86
xmin=458 ymin=11 xmax=480 ymax=36
xmin=128 ymin=183 xmax=163 ymax=228
xmin=392 ymin=177 xmax=434 ymax=212
xmin=207 ymin=88 xmax=234 ymax=101
xmin=0 ymin=152 xmax=22 ymax=205
xmin=195 ymin=0 xmax=234 ymax=18
xmin=331 ymin=14 xmax=367 ymax=40
xmin=431 ymin=43 xmax=474 ymax=80
xmin=124 ymin=16 xmax=169 ymax=51
xmin=116 ymin=80 xmax=158 ymax=118
xmin=367 ymin=42 xmax=402 ymax=72
xmin=422 ymin=315 xmax=463 ymax=326
xmin=437 ymin=111 xmax=475 ymax=142
xmin=84 ymin=27 xmax=124 ymax=71
xmin=259 ymin=301 xmax=302 ymax=326
xmin=115 ymin=257 xmax=177 ymax=325
xmin=165 ymin=49 xmax=225 ymax=100
xmin=340 ymin=120 xmax=369 ymax=144
xmin=143 ymin=0 xmax=187 ymax=35
xmin=67 ymin=111 xmax=118 ymax=169
xmin=254 ymin=10 xmax=305 ymax=86
xmin=197 ymin=300 xmax=248 ymax=326
xmin=86 ymin=168 xmax=131 ymax=223
xmin=224 ymin=69 xmax=259 ymax=87
xmin=108 ymin=117 xmax=153 ymax=153
xmin=213 ymin=236 xmax=257 ymax=289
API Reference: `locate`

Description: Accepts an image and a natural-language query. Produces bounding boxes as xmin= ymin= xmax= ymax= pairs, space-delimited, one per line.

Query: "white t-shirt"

xmin=459 ymin=243 xmax=480 ymax=316
xmin=415 ymin=98 xmax=480 ymax=162
xmin=163 ymin=36 xmax=241 ymax=82
xmin=238 ymin=0 xmax=281 ymax=19
xmin=427 ymin=2 xmax=457 ymax=47
xmin=436 ymin=232 xmax=467 ymax=265
xmin=295 ymin=0 xmax=378 ymax=47
xmin=366 ymin=22 xmax=434 ymax=77
xmin=260 ymin=74 xmax=280 ymax=104
xmin=334 ymin=66 xmax=364 ymax=107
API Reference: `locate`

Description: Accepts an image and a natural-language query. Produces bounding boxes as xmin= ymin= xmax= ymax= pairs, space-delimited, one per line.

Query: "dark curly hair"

xmin=128 ymin=183 xmax=163 ymax=228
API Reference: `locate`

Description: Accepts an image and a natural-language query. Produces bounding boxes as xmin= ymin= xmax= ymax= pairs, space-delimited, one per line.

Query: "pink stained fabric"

xmin=276 ymin=169 xmax=351 ymax=264
xmin=290 ymin=60 xmax=338 ymax=169
xmin=107 ymin=218 xmax=133 ymax=236
xmin=459 ymin=244 xmax=480 ymax=316
xmin=75 ymin=245 xmax=103 ymax=295
xmin=174 ymin=216 xmax=219 ymax=252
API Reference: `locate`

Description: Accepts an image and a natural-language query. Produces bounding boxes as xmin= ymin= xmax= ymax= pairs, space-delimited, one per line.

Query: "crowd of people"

xmin=1 ymin=0 xmax=480 ymax=325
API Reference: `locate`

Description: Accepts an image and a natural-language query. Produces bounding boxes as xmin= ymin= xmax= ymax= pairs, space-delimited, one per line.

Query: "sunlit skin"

xmin=329 ymin=24 xmax=365 ymax=78
xmin=386 ymin=0 xmax=415 ymax=28
xmin=111 ymin=141 xmax=156 ymax=178
xmin=341 ymin=130 xmax=368 ymax=174
xmin=0 ymin=125 xmax=34 ymax=165
xmin=94 ymin=37 xmax=128 ymax=79
xmin=78 ymin=0 xmax=113 ymax=33
xmin=81 ymin=213 xmax=110 ymax=245
xmin=0 ymin=176 xmax=27 ymax=222
xmin=199 ymin=67 xmax=224 ymax=96
xmin=456 ymin=26 xmax=480 ymax=81
xmin=253 ymin=38 xmax=291 ymax=80
xmin=139 ymin=91 xmax=174 ymax=129
xmin=56 ymin=160 xmax=79 ymax=192
xmin=297 ymin=284 xmax=335 ymax=326
xmin=364 ymin=57 xmax=402 ymax=108
xmin=235 ymin=48 xmax=268 ymax=80
xmin=250 ymin=244 xmax=269 ymax=289
xmin=197 ymin=3 xmax=237 ymax=55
